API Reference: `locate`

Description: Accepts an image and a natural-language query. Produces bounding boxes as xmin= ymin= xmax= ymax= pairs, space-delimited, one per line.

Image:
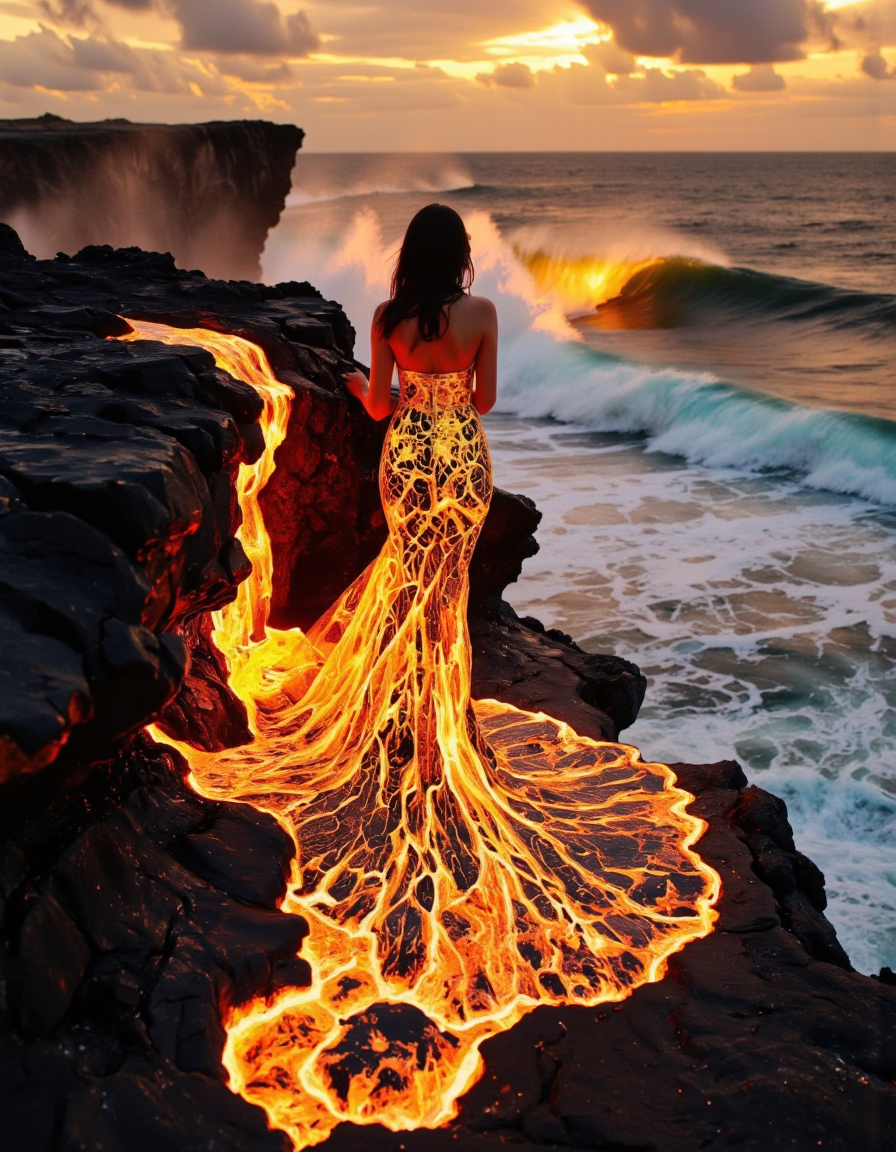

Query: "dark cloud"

xmin=861 ymin=52 xmax=893 ymax=79
xmin=732 ymin=64 xmax=787 ymax=92
xmin=477 ymin=61 xmax=535 ymax=89
xmin=0 ymin=24 xmax=234 ymax=96
xmin=38 ymin=0 xmax=319 ymax=58
xmin=579 ymin=0 xmax=818 ymax=64
xmin=0 ymin=26 xmax=108 ymax=89
xmin=35 ymin=0 xmax=152 ymax=35
xmin=170 ymin=0 xmax=319 ymax=56
xmin=69 ymin=34 xmax=138 ymax=70
xmin=38 ymin=0 xmax=97 ymax=26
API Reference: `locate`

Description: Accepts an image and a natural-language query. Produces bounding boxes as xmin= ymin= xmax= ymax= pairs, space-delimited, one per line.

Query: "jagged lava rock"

xmin=0 ymin=115 xmax=304 ymax=280
xmin=0 ymin=233 xmax=269 ymax=777
xmin=1 ymin=736 xmax=307 ymax=1152
xmin=471 ymin=603 xmax=646 ymax=742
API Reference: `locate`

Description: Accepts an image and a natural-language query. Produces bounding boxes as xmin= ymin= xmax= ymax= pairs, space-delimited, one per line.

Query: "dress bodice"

xmin=397 ymin=365 xmax=475 ymax=411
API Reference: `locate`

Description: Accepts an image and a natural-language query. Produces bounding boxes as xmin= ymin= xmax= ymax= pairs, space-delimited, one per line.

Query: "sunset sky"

xmin=0 ymin=0 xmax=894 ymax=149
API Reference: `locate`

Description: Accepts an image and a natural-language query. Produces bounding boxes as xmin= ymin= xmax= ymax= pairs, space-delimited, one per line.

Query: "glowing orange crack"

xmin=120 ymin=320 xmax=719 ymax=1151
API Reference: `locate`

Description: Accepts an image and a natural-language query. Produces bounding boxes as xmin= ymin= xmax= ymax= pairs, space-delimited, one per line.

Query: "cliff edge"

xmin=0 ymin=115 xmax=303 ymax=280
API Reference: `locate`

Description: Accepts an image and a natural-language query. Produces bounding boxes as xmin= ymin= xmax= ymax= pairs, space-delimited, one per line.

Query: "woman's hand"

xmin=343 ymin=343 xmax=397 ymax=422
xmin=343 ymin=368 xmax=369 ymax=401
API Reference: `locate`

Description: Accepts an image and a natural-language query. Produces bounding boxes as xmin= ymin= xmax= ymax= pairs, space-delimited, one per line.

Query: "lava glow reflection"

xmin=121 ymin=320 xmax=719 ymax=1150
xmin=515 ymin=247 xmax=660 ymax=313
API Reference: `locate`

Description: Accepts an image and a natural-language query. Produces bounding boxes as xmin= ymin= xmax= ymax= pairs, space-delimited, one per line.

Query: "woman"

xmin=342 ymin=202 xmax=498 ymax=421
xmin=178 ymin=205 xmax=717 ymax=1142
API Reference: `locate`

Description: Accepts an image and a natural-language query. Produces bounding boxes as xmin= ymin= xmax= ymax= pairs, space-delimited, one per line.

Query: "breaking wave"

xmin=286 ymin=161 xmax=475 ymax=208
xmin=581 ymin=256 xmax=896 ymax=332
xmin=498 ymin=336 xmax=896 ymax=509
xmin=263 ymin=205 xmax=896 ymax=510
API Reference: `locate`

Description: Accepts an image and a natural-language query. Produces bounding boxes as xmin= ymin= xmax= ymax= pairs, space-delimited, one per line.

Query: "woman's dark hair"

xmin=378 ymin=204 xmax=474 ymax=341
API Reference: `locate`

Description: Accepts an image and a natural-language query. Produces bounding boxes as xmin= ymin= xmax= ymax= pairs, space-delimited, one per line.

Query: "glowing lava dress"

xmin=127 ymin=323 xmax=718 ymax=1152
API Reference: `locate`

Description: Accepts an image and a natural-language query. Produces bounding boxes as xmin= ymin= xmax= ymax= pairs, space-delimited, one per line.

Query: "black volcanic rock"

xmin=470 ymin=603 xmax=646 ymax=741
xmin=728 ymin=783 xmax=850 ymax=968
xmin=0 ymin=242 xmax=268 ymax=778
xmin=469 ymin=488 xmax=541 ymax=602
xmin=156 ymin=613 xmax=253 ymax=751
xmin=0 ymin=737 xmax=306 ymax=1152
xmin=0 ymin=116 xmax=304 ymax=280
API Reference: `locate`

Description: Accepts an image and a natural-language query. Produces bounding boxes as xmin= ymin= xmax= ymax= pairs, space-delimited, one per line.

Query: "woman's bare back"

xmin=383 ymin=295 xmax=495 ymax=374
xmin=345 ymin=294 xmax=498 ymax=419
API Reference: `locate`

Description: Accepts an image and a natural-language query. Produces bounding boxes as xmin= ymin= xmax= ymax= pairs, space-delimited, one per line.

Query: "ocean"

xmin=262 ymin=152 xmax=896 ymax=976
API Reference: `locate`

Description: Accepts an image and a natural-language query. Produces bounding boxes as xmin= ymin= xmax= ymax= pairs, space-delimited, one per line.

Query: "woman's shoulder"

xmin=455 ymin=294 xmax=497 ymax=323
xmin=460 ymin=292 xmax=496 ymax=312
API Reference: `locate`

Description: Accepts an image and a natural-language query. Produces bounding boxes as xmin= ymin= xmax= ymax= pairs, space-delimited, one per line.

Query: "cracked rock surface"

xmin=1 ymin=737 xmax=306 ymax=1152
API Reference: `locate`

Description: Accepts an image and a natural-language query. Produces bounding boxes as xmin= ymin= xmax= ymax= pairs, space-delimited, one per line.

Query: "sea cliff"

xmin=0 ymin=115 xmax=303 ymax=280
xmin=0 ymin=225 xmax=892 ymax=1152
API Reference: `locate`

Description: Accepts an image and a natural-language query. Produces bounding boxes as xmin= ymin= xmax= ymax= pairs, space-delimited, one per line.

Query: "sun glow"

xmin=120 ymin=319 xmax=719 ymax=1150
xmin=480 ymin=15 xmax=608 ymax=58
xmin=0 ymin=14 xmax=40 ymax=40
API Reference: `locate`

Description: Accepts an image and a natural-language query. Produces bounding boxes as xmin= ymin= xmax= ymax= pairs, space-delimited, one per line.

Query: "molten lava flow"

xmin=515 ymin=247 xmax=660 ymax=313
xmin=120 ymin=319 xmax=719 ymax=1150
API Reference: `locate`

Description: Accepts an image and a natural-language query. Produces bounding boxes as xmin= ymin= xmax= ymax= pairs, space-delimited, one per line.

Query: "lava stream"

xmin=120 ymin=320 xmax=720 ymax=1150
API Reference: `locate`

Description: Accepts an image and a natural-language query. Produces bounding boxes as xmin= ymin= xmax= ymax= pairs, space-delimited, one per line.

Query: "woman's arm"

xmin=343 ymin=305 xmax=397 ymax=421
xmin=472 ymin=298 xmax=498 ymax=415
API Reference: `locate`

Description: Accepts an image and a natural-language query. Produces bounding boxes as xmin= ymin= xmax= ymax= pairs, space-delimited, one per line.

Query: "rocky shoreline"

xmin=0 ymin=225 xmax=893 ymax=1152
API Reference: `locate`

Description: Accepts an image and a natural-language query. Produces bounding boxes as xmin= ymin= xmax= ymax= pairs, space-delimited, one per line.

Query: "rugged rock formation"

xmin=471 ymin=606 xmax=646 ymax=742
xmin=0 ymin=115 xmax=304 ymax=280
xmin=1 ymin=224 xmax=892 ymax=1152
xmin=0 ymin=229 xmax=269 ymax=778
xmin=1 ymin=736 xmax=307 ymax=1152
